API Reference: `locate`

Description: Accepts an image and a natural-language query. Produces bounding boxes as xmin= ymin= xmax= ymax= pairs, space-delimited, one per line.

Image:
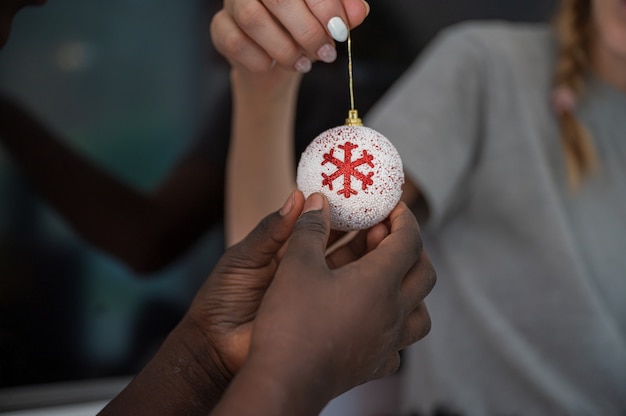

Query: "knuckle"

xmin=420 ymin=313 xmax=432 ymax=339
xmin=427 ymin=263 xmax=437 ymax=290
xmin=379 ymin=353 xmax=402 ymax=378
xmin=294 ymin=213 xmax=327 ymax=236
xmin=217 ymin=238 xmax=256 ymax=269
xmin=262 ymin=0 xmax=290 ymax=10
xmin=272 ymin=43 xmax=301 ymax=66
xmin=217 ymin=28 xmax=248 ymax=56
xmin=295 ymin=23 xmax=326 ymax=48
xmin=304 ymin=0 xmax=336 ymax=14
xmin=209 ymin=9 xmax=223 ymax=32
xmin=209 ymin=11 xmax=229 ymax=49
xmin=242 ymin=211 xmax=278 ymax=249
xmin=215 ymin=34 xmax=274 ymax=73
xmin=414 ymin=305 xmax=432 ymax=341
xmin=390 ymin=353 xmax=402 ymax=374
xmin=256 ymin=212 xmax=275 ymax=235
xmin=243 ymin=56 xmax=275 ymax=73
xmin=400 ymin=304 xmax=432 ymax=348
xmin=234 ymin=1 xmax=266 ymax=32
xmin=367 ymin=355 xmax=400 ymax=382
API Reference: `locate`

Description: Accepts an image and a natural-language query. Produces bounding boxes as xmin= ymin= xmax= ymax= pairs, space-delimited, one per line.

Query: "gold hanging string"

xmin=345 ymin=31 xmax=363 ymax=126
xmin=348 ymin=32 xmax=355 ymax=111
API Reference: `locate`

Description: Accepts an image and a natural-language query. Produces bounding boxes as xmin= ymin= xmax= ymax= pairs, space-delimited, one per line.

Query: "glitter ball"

xmin=296 ymin=125 xmax=404 ymax=231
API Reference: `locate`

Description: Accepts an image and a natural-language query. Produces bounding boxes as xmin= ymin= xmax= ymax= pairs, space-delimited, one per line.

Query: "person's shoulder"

xmin=426 ymin=20 xmax=555 ymax=70
xmin=434 ymin=20 xmax=554 ymax=56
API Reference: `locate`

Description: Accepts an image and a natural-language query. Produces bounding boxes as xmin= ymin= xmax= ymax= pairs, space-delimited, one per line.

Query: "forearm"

xmin=225 ymin=69 xmax=302 ymax=246
xmin=0 ymin=97 xmax=150 ymax=239
xmin=99 ymin=319 xmax=229 ymax=416
xmin=0 ymin=96 xmax=219 ymax=272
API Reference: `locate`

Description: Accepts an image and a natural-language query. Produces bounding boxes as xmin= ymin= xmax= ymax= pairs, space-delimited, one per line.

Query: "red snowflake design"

xmin=321 ymin=141 xmax=375 ymax=198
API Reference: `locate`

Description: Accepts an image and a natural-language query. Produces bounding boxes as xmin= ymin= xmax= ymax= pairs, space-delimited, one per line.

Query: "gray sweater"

xmin=367 ymin=21 xmax=626 ymax=416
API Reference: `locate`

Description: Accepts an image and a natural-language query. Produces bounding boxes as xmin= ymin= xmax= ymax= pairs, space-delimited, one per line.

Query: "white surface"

xmin=0 ymin=401 xmax=108 ymax=416
xmin=0 ymin=375 xmax=399 ymax=416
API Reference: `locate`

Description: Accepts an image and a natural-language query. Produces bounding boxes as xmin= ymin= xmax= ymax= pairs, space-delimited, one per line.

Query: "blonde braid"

xmin=553 ymin=0 xmax=597 ymax=188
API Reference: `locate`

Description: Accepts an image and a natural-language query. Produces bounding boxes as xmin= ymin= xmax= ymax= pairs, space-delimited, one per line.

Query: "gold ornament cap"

xmin=345 ymin=109 xmax=363 ymax=126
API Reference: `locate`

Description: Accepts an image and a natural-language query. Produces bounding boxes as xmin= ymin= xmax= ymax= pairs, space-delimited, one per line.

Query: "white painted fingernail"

xmin=327 ymin=16 xmax=348 ymax=42
xmin=317 ymin=43 xmax=337 ymax=63
xmin=294 ymin=56 xmax=312 ymax=73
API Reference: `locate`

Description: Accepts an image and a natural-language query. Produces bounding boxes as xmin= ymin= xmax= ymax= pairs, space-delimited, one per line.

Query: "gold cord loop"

xmin=345 ymin=32 xmax=363 ymax=126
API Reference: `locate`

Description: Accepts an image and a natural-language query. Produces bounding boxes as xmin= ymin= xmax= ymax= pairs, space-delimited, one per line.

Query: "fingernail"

xmin=303 ymin=193 xmax=324 ymax=213
xmin=327 ymin=16 xmax=348 ymax=42
xmin=280 ymin=191 xmax=296 ymax=216
xmin=293 ymin=56 xmax=312 ymax=73
xmin=362 ymin=0 xmax=370 ymax=16
xmin=317 ymin=43 xmax=337 ymax=63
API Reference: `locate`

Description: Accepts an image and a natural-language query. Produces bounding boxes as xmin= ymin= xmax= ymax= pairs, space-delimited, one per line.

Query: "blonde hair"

xmin=553 ymin=0 xmax=597 ymax=188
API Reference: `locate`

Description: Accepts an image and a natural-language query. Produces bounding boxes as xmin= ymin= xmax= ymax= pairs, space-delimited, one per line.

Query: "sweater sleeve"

xmin=365 ymin=23 xmax=486 ymax=227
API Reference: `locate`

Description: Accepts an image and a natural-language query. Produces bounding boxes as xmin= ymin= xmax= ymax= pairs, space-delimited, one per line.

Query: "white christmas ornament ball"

xmin=297 ymin=124 xmax=404 ymax=231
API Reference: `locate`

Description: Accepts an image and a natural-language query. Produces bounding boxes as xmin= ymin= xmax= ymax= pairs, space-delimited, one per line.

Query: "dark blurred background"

xmin=0 ymin=0 xmax=556 ymax=408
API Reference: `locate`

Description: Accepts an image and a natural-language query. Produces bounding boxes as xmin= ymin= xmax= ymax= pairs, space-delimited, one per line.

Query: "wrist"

xmin=170 ymin=316 xmax=233 ymax=405
xmin=99 ymin=318 xmax=231 ymax=416
xmin=230 ymin=67 xmax=302 ymax=105
xmin=212 ymin=349 xmax=334 ymax=416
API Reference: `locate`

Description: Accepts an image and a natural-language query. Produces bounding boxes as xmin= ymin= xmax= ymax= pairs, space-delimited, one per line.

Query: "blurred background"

xmin=0 ymin=0 xmax=225 ymax=404
xmin=0 ymin=0 xmax=556 ymax=413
